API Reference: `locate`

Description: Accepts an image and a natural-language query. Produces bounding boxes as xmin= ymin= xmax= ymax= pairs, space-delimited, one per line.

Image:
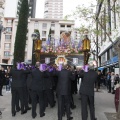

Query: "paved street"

xmin=0 ymin=87 xmax=116 ymax=120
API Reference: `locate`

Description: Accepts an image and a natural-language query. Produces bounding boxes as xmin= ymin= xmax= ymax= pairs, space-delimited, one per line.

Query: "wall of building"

xmin=0 ymin=0 xmax=5 ymax=63
xmin=44 ymin=0 xmax=63 ymax=19
xmin=96 ymin=0 xmax=120 ymax=73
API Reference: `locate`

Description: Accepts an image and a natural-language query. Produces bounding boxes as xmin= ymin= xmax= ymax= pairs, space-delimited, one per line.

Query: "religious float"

xmin=32 ymin=31 xmax=91 ymax=67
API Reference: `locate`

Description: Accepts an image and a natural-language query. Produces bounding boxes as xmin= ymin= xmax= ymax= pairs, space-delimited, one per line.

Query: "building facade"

xmin=0 ymin=0 xmax=5 ymax=20
xmin=0 ymin=17 xmax=75 ymax=64
xmin=17 ymin=0 xmax=36 ymax=18
xmin=0 ymin=0 xmax=5 ymax=63
xmin=44 ymin=0 xmax=63 ymax=19
xmin=96 ymin=0 xmax=120 ymax=74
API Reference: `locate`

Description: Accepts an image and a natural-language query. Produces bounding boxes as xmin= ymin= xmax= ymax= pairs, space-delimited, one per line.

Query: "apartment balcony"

xmin=3 ymin=56 xmax=10 ymax=59
xmin=5 ymin=39 xmax=11 ymax=43
xmin=6 ymin=23 xmax=13 ymax=26
xmin=5 ymin=31 xmax=12 ymax=34
xmin=0 ymin=0 xmax=5 ymax=7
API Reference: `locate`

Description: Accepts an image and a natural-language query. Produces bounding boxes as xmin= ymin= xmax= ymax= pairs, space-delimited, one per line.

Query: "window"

xmin=111 ymin=47 xmax=117 ymax=57
xmin=101 ymin=53 xmax=106 ymax=64
xmin=42 ymin=31 xmax=46 ymax=37
xmin=51 ymin=30 xmax=55 ymax=34
xmin=34 ymin=22 xmax=39 ymax=29
xmin=4 ymin=43 xmax=11 ymax=50
xmin=42 ymin=38 xmax=46 ymax=41
xmin=7 ymin=20 xmax=12 ymax=26
xmin=67 ymin=25 xmax=71 ymax=28
xmin=6 ymin=27 xmax=12 ymax=33
xmin=60 ymin=25 xmax=65 ymax=27
xmin=4 ymin=51 xmax=10 ymax=57
xmin=51 ymin=23 xmax=55 ymax=27
xmin=5 ymin=35 xmax=11 ymax=42
xmin=42 ymin=23 xmax=47 ymax=29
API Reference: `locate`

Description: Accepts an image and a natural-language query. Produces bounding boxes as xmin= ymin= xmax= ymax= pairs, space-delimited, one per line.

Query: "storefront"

xmin=99 ymin=55 xmax=119 ymax=74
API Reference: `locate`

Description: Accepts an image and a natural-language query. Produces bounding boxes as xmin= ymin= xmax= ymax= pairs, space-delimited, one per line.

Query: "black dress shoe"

xmin=94 ymin=118 xmax=97 ymax=120
xmin=40 ymin=113 xmax=45 ymax=117
xmin=21 ymin=110 xmax=27 ymax=115
xmin=12 ymin=113 xmax=16 ymax=117
xmin=32 ymin=114 xmax=37 ymax=119
xmin=62 ymin=113 xmax=65 ymax=117
xmin=0 ymin=94 xmax=3 ymax=96
xmin=71 ymin=105 xmax=76 ymax=109
xmin=67 ymin=116 xmax=73 ymax=120
xmin=16 ymin=109 xmax=20 ymax=112
xmin=51 ymin=104 xmax=55 ymax=108
xmin=27 ymin=107 xmax=31 ymax=110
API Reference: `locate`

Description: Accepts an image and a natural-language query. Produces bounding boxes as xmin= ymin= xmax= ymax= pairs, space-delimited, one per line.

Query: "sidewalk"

xmin=0 ymin=87 xmax=116 ymax=120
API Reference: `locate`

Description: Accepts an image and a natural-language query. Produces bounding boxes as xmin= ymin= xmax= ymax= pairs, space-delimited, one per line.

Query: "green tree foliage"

xmin=13 ymin=0 xmax=29 ymax=67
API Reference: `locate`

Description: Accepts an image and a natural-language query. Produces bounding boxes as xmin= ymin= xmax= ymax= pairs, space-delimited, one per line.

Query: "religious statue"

xmin=34 ymin=39 xmax=42 ymax=62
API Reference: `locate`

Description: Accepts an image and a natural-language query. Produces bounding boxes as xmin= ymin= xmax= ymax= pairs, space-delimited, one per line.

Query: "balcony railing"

xmin=6 ymin=23 xmax=12 ymax=26
xmin=4 ymin=55 xmax=10 ymax=58
xmin=5 ymin=39 xmax=11 ymax=42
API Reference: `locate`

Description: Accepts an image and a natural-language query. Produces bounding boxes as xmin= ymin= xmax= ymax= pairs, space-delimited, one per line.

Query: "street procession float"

xmin=31 ymin=30 xmax=91 ymax=68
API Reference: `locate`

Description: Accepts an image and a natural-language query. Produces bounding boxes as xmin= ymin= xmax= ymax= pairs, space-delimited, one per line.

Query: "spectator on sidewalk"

xmin=111 ymin=72 xmax=115 ymax=94
xmin=96 ymin=71 xmax=101 ymax=92
xmin=115 ymin=74 xmax=119 ymax=84
xmin=107 ymin=72 xmax=111 ymax=93
xmin=0 ymin=67 xmax=6 ymax=96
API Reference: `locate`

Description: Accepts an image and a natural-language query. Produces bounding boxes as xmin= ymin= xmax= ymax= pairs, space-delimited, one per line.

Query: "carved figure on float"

xmin=55 ymin=31 xmax=71 ymax=66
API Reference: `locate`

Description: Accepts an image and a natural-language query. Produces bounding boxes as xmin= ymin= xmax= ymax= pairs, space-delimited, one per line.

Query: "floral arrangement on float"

xmin=40 ymin=32 xmax=83 ymax=55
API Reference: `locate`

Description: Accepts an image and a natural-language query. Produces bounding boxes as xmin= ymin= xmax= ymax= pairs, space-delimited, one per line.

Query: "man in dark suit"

xmin=0 ymin=67 xmax=6 ymax=96
xmin=10 ymin=66 xmax=30 ymax=116
xmin=43 ymin=69 xmax=55 ymax=108
xmin=79 ymin=65 xmax=98 ymax=120
xmin=56 ymin=64 xmax=74 ymax=120
xmin=31 ymin=62 xmax=45 ymax=118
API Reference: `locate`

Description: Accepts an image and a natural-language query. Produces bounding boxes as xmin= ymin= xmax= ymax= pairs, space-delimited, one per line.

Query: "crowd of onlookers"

xmin=95 ymin=70 xmax=120 ymax=94
xmin=0 ymin=66 xmax=12 ymax=96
